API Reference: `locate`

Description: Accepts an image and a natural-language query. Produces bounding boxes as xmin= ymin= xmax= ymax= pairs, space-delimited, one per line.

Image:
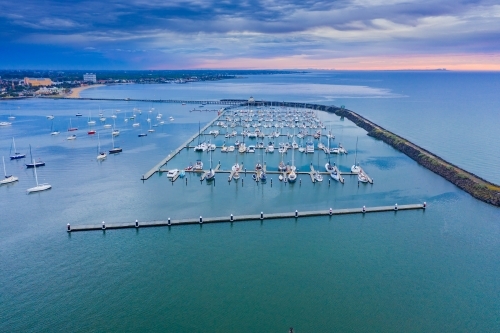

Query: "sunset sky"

xmin=2 ymin=0 xmax=500 ymax=70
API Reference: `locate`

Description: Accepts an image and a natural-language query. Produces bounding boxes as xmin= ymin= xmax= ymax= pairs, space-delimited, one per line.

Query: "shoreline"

xmin=66 ymin=84 xmax=106 ymax=98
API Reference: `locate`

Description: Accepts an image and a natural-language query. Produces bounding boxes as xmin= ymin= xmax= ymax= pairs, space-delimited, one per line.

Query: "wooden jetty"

xmin=201 ymin=164 xmax=221 ymax=181
xmin=141 ymin=111 xmax=227 ymax=180
xmin=67 ymin=203 xmax=426 ymax=232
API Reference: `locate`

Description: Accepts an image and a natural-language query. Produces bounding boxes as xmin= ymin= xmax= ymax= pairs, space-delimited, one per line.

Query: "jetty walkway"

xmin=44 ymin=96 xmax=249 ymax=105
xmin=67 ymin=203 xmax=426 ymax=232
xmin=141 ymin=110 xmax=226 ymax=180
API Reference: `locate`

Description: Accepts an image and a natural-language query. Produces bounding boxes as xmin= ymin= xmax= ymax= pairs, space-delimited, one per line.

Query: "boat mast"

xmin=327 ymin=135 xmax=331 ymax=166
xmin=354 ymin=137 xmax=358 ymax=166
xmin=33 ymin=159 xmax=39 ymax=186
xmin=2 ymin=156 xmax=6 ymax=177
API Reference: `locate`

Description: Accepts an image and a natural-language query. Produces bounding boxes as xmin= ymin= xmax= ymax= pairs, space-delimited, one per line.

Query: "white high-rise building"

xmin=83 ymin=73 xmax=97 ymax=83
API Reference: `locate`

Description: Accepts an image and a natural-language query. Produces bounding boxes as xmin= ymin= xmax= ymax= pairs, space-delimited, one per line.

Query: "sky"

xmin=1 ymin=0 xmax=500 ymax=70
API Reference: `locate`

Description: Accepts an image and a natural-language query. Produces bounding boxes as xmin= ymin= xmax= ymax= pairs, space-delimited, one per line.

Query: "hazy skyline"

xmin=2 ymin=0 xmax=500 ymax=70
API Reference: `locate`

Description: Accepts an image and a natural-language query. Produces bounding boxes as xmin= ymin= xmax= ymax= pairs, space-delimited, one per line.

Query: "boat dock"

xmin=141 ymin=111 xmax=227 ymax=180
xmin=67 ymin=203 xmax=426 ymax=232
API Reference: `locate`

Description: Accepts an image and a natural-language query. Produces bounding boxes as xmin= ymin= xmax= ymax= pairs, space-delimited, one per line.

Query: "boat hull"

xmin=26 ymin=162 xmax=45 ymax=168
xmin=10 ymin=154 xmax=26 ymax=160
xmin=26 ymin=184 xmax=51 ymax=193
xmin=0 ymin=176 xmax=18 ymax=184
xmin=109 ymin=148 xmax=122 ymax=154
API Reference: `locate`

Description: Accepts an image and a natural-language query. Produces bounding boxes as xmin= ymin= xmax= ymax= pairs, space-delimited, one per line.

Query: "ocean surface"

xmin=1 ymin=71 xmax=499 ymax=332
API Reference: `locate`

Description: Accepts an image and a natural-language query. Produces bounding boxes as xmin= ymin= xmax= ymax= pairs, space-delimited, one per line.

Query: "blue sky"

xmin=2 ymin=0 xmax=500 ymax=69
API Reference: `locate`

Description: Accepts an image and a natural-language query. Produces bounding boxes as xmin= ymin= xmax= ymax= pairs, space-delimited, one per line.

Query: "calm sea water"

xmin=1 ymin=72 xmax=499 ymax=332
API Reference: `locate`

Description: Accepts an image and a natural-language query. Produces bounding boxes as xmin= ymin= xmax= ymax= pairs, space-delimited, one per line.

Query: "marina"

xmin=67 ymin=203 xmax=426 ymax=232
xmin=141 ymin=102 xmax=373 ymax=187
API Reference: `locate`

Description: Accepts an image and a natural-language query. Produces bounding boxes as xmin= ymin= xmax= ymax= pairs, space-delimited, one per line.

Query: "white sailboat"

xmin=1 ymin=156 xmax=18 ymax=184
xmin=147 ymin=117 xmax=155 ymax=133
xmin=112 ymin=118 xmax=120 ymax=136
xmin=50 ymin=119 xmax=60 ymax=136
xmin=26 ymin=159 xmax=51 ymax=193
xmin=351 ymin=137 xmax=361 ymax=174
xmin=97 ymin=132 xmax=107 ymax=160
xmin=88 ymin=111 xmax=96 ymax=126
xmin=287 ymin=144 xmax=297 ymax=183
xmin=205 ymin=143 xmax=215 ymax=181
xmin=325 ymin=135 xmax=340 ymax=181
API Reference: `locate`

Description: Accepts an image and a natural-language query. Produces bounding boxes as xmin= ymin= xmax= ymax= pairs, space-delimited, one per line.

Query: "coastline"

xmin=66 ymin=84 xmax=106 ymax=98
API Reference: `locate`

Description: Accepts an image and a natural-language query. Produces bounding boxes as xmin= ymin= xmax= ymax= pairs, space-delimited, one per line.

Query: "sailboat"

xmin=112 ymin=118 xmax=120 ymax=136
xmin=50 ymin=119 xmax=60 ymax=135
xmin=232 ymin=153 xmax=240 ymax=180
xmin=314 ymin=151 xmax=323 ymax=182
xmin=109 ymin=131 xmax=122 ymax=154
xmin=147 ymin=117 xmax=155 ymax=133
xmin=278 ymin=149 xmax=287 ymax=172
xmin=88 ymin=111 xmax=96 ymax=126
xmin=25 ymin=145 xmax=45 ymax=168
xmin=1 ymin=156 xmax=18 ymax=184
xmin=259 ymin=148 xmax=267 ymax=182
xmin=26 ymin=159 xmax=51 ymax=193
xmin=97 ymin=132 xmax=107 ymax=160
xmin=287 ymin=141 xmax=297 ymax=183
xmin=9 ymin=137 xmax=26 ymax=160
xmin=351 ymin=137 xmax=361 ymax=174
xmin=325 ymin=135 xmax=339 ymax=181
xmin=67 ymin=118 xmax=78 ymax=131
xmin=194 ymin=122 xmax=207 ymax=151
xmin=205 ymin=142 xmax=215 ymax=181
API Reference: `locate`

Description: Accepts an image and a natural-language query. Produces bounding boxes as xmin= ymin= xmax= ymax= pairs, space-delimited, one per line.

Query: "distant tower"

xmin=248 ymin=96 xmax=255 ymax=104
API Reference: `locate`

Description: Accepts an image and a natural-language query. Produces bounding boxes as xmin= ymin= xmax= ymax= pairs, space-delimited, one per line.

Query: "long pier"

xmin=141 ymin=110 xmax=227 ymax=180
xmin=44 ymin=96 xmax=247 ymax=105
xmin=67 ymin=203 xmax=426 ymax=232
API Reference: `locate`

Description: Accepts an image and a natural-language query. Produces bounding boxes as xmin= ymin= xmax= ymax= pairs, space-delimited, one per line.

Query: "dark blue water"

xmin=1 ymin=72 xmax=499 ymax=332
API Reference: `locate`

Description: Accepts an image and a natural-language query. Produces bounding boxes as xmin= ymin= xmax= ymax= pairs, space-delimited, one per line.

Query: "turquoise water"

xmin=1 ymin=72 xmax=499 ymax=332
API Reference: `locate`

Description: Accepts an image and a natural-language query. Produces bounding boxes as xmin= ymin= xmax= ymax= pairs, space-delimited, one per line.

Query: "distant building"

xmin=24 ymin=77 xmax=53 ymax=87
xmin=83 ymin=73 xmax=97 ymax=83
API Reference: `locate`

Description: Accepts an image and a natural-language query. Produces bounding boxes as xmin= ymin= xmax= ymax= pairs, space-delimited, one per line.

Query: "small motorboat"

xmin=167 ymin=169 xmax=180 ymax=179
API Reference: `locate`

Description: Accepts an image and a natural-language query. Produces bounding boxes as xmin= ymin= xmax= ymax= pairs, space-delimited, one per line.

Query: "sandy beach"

xmin=66 ymin=84 xmax=105 ymax=98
